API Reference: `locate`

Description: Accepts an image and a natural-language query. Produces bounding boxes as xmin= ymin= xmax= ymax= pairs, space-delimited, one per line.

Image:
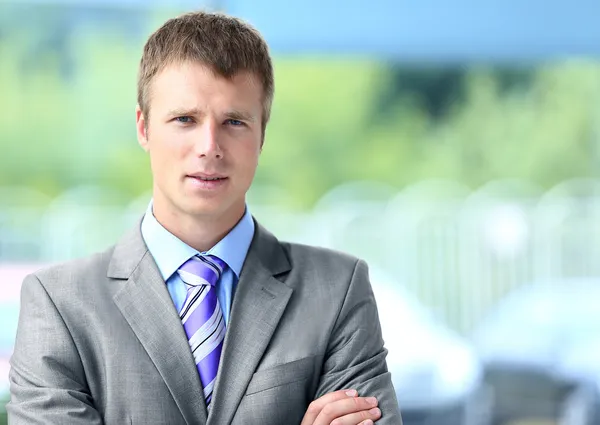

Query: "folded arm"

xmin=314 ymin=259 xmax=403 ymax=425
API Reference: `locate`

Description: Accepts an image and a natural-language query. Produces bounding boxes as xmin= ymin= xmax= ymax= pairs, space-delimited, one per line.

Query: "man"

xmin=8 ymin=11 xmax=402 ymax=425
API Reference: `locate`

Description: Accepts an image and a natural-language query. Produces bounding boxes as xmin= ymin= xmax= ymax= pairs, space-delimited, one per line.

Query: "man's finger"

xmin=313 ymin=396 xmax=379 ymax=425
xmin=300 ymin=389 xmax=358 ymax=425
xmin=319 ymin=407 xmax=381 ymax=425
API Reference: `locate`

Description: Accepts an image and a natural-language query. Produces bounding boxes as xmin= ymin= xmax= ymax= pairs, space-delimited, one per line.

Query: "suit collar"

xmin=107 ymin=217 xmax=147 ymax=279
xmin=247 ymin=218 xmax=291 ymax=276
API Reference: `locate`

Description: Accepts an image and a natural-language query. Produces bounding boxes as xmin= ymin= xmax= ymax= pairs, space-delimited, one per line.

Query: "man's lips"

xmin=185 ymin=174 xmax=229 ymax=190
xmin=186 ymin=173 xmax=228 ymax=181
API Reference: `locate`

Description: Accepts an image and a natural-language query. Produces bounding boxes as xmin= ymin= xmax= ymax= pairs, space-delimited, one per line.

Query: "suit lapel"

xmin=108 ymin=221 xmax=208 ymax=425
xmin=207 ymin=221 xmax=293 ymax=425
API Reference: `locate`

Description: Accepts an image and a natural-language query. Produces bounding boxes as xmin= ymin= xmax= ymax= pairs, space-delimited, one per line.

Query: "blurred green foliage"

xmin=1 ymin=5 xmax=600 ymax=210
xmin=0 ymin=393 xmax=6 ymax=425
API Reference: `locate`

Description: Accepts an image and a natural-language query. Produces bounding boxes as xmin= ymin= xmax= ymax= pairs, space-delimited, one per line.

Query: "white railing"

xmin=3 ymin=178 xmax=600 ymax=334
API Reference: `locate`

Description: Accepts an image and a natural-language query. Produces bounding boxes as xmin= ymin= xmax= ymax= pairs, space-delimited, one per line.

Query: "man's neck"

xmin=152 ymin=204 xmax=245 ymax=253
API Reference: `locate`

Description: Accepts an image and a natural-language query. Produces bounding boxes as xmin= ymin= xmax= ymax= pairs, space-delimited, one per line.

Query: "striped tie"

xmin=177 ymin=255 xmax=227 ymax=407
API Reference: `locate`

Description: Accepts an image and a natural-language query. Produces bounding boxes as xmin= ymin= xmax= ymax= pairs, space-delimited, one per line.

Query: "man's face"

xmin=136 ymin=61 xmax=264 ymax=224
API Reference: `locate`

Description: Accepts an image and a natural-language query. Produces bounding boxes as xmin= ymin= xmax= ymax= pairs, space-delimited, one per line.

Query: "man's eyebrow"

xmin=166 ymin=107 xmax=202 ymax=118
xmin=225 ymin=110 xmax=256 ymax=122
xmin=165 ymin=108 xmax=256 ymax=122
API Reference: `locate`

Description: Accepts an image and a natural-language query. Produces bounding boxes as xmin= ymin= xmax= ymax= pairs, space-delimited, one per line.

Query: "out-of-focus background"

xmin=2 ymin=0 xmax=600 ymax=424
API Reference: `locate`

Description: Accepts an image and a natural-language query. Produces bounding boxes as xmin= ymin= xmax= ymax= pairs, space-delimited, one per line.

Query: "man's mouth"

xmin=187 ymin=173 xmax=228 ymax=181
xmin=191 ymin=176 xmax=226 ymax=181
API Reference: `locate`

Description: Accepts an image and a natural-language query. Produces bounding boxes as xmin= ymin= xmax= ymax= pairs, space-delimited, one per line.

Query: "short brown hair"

xmin=137 ymin=11 xmax=274 ymax=133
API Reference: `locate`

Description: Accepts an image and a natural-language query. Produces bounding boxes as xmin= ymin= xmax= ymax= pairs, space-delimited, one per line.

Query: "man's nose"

xmin=195 ymin=120 xmax=223 ymax=159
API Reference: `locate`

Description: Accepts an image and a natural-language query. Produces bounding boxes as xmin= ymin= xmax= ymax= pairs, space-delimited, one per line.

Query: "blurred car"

xmin=471 ymin=278 xmax=600 ymax=425
xmin=370 ymin=268 xmax=492 ymax=425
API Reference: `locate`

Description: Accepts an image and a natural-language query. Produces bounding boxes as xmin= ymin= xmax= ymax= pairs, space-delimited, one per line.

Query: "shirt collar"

xmin=141 ymin=200 xmax=255 ymax=281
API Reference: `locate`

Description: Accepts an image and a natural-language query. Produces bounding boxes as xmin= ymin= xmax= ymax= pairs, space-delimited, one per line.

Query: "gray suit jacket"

xmin=8 ymin=219 xmax=402 ymax=424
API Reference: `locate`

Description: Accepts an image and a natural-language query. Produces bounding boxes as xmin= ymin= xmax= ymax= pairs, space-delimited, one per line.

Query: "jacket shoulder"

xmin=281 ymin=241 xmax=358 ymax=264
xmin=30 ymin=246 xmax=116 ymax=292
xmin=279 ymin=241 xmax=363 ymax=281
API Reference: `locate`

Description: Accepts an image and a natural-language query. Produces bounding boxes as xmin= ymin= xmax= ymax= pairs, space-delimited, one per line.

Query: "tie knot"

xmin=177 ymin=255 xmax=227 ymax=288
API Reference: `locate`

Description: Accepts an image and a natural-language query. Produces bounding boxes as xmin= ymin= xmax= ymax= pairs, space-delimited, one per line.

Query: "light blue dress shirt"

xmin=140 ymin=202 xmax=255 ymax=325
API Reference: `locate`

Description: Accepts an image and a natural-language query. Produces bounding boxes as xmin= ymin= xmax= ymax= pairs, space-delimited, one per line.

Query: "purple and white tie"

xmin=177 ymin=255 xmax=227 ymax=407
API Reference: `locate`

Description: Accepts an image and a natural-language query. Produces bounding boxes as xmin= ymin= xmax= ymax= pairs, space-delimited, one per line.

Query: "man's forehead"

xmin=154 ymin=61 xmax=262 ymax=90
xmin=149 ymin=62 xmax=263 ymax=109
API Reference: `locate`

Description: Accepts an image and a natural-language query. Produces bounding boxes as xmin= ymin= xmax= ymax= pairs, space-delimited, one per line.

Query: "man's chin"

xmin=179 ymin=198 xmax=244 ymax=220
xmin=181 ymin=203 xmax=224 ymax=218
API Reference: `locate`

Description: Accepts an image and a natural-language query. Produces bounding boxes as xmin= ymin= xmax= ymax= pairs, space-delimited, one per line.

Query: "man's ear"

xmin=136 ymin=105 xmax=149 ymax=152
xmin=260 ymin=130 xmax=265 ymax=152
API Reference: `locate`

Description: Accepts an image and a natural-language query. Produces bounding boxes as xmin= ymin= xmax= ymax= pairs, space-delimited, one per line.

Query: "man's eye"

xmin=175 ymin=116 xmax=193 ymax=123
xmin=226 ymin=119 xmax=244 ymax=126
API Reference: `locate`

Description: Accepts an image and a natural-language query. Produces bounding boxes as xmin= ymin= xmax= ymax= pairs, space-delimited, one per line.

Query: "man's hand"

xmin=301 ymin=389 xmax=382 ymax=425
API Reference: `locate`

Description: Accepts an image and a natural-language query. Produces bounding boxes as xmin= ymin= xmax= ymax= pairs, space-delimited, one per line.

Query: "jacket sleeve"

xmin=314 ymin=259 xmax=403 ymax=425
xmin=7 ymin=273 xmax=103 ymax=424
